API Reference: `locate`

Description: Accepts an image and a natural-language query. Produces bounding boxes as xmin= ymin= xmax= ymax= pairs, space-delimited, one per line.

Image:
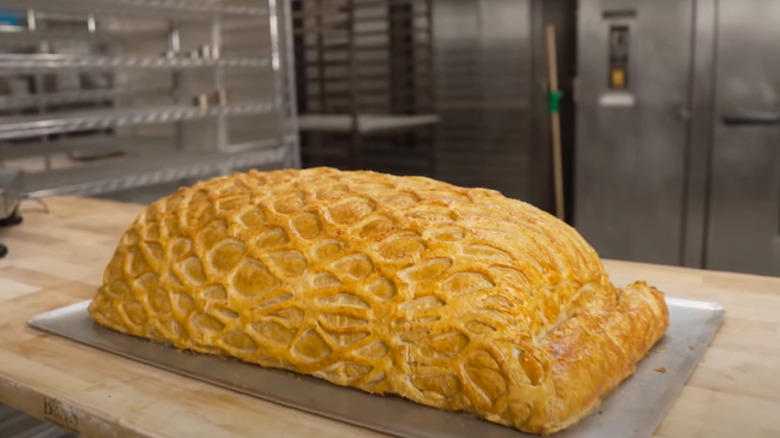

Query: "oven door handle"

xmin=723 ymin=110 xmax=780 ymax=126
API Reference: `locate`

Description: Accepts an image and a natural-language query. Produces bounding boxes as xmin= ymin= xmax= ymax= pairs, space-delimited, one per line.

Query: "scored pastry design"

xmin=89 ymin=167 xmax=669 ymax=435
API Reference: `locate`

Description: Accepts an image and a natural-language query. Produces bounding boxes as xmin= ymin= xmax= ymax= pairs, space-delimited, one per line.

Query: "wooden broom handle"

xmin=545 ymin=25 xmax=565 ymax=221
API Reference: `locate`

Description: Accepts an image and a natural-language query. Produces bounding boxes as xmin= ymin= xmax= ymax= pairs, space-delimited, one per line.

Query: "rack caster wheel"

xmin=0 ymin=208 xmax=23 ymax=228
xmin=0 ymin=208 xmax=22 ymax=259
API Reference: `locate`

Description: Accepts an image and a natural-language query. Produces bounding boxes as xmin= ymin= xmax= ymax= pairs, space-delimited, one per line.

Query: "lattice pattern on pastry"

xmin=89 ymin=167 xmax=668 ymax=434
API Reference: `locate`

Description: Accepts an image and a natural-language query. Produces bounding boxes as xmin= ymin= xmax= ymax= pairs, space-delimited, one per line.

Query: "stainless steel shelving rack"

xmin=0 ymin=0 xmax=299 ymax=423
xmin=0 ymin=0 xmax=299 ymax=204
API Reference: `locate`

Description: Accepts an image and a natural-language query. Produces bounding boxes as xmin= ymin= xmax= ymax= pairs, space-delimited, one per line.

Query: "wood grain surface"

xmin=0 ymin=196 xmax=778 ymax=438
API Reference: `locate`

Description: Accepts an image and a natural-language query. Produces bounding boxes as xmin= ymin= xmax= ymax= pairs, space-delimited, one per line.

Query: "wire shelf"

xmin=0 ymin=102 xmax=275 ymax=141
xmin=0 ymin=54 xmax=270 ymax=73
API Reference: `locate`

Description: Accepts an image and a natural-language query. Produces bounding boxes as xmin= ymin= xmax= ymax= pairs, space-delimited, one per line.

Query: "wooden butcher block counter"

xmin=0 ymin=196 xmax=779 ymax=438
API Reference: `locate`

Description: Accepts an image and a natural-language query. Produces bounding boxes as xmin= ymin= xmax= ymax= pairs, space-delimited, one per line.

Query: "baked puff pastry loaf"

xmin=89 ymin=167 xmax=669 ymax=435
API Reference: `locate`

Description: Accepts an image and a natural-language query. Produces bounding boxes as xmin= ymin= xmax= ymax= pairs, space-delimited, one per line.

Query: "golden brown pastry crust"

xmin=88 ymin=167 xmax=669 ymax=435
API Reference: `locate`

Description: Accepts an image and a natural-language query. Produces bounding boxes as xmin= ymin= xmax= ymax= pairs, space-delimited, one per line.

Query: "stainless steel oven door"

xmin=705 ymin=0 xmax=780 ymax=276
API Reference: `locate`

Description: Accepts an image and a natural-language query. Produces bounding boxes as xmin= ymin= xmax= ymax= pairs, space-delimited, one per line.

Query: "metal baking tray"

xmin=28 ymin=297 xmax=724 ymax=438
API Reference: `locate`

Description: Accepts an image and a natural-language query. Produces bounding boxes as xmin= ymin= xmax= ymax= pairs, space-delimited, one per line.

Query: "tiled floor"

xmin=0 ymin=403 xmax=75 ymax=438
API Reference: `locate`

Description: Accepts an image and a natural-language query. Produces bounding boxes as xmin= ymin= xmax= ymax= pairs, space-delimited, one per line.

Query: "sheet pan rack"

xmin=292 ymin=0 xmax=437 ymax=176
